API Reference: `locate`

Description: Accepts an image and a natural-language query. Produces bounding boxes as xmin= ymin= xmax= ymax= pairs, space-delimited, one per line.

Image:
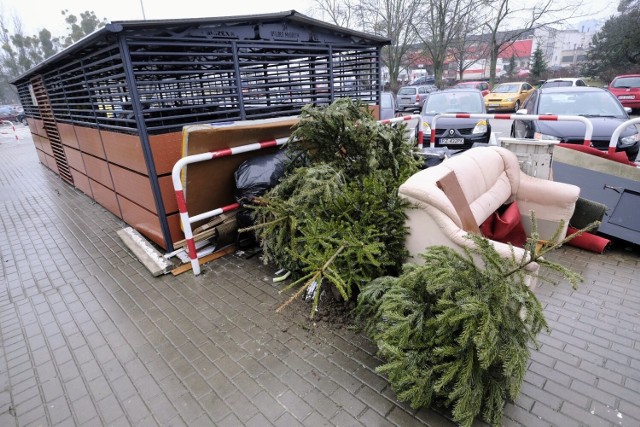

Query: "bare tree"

xmin=413 ymin=0 xmax=477 ymax=88
xmin=483 ymin=0 xmax=585 ymax=86
xmin=312 ymin=0 xmax=423 ymax=93
xmin=449 ymin=7 xmax=491 ymax=82
xmin=312 ymin=0 xmax=359 ymax=28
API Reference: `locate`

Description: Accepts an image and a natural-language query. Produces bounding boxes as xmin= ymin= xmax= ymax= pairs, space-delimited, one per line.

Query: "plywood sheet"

xmin=101 ymin=130 xmax=148 ymax=175
xmin=110 ymin=164 xmax=156 ymax=213
xmin=82 ymin=154 xmax=113 ymax=189
xmin=149 ymin=132 xmax=183 ymax=176
xmin=70 ymin=168 xmax=93 ymax=197
xmin=64 ymin=146 xmax=85 ymax=174
xmin=76 ymin=125 xmax=105 ymax=159
xmin=89 ymin=179 xmax=121 ymax=218
xmin=181 ymin=116 xmax=298 ymax=227
xmin=117 ymin=195 xmax=164 ymax=248
xmin=58 ymin=123 xmax=79 ymax=149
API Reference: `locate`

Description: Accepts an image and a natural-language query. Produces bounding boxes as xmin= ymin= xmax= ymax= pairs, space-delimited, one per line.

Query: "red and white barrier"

xmin=0 ymin=120 xmax=19 ymax=140
xmin=608 ymin=117 xmax=640 ymax=155
xmin=173 ymin=114 xmax=424 ymax=275
xmin=172 ymin=137 xmax=290 ymax=275
xmin=378 ymin=114 xmax=424 ymax=149
xmin=429 ymin=113 xmax=594 ymax=149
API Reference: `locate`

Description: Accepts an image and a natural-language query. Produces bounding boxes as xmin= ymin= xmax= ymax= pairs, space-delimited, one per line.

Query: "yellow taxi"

xmin=484 ymin=81 xmax=535 ymax=112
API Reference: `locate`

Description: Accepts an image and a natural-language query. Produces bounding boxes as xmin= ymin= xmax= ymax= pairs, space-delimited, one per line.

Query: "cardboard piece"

xmin=181 ymin=116 xmax=299 ymax=230
xmin=436 ymin=170 xmax=481 ymax=235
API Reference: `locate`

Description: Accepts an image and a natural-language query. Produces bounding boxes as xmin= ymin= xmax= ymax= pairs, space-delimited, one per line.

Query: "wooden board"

xmin=182 ymin=117 xmax=298 ymax=228
xmin=436 ymin=170 xmax=481 ymax=235
xmin=170 ymin=245 xmax=237 ymax=276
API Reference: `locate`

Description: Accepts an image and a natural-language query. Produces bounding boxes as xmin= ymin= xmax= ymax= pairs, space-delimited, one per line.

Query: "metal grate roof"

xmin=13 ymin=10 xmax=388 ymax=134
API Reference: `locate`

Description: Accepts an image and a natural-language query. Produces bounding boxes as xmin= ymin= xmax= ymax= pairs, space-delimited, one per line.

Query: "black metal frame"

xmin=12 ymin=11 xmax=388 ymax=250
xmin=15 ymin=12 xmax=386 ymax=134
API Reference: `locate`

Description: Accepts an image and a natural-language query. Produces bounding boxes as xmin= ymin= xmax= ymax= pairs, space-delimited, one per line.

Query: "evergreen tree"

xmin=582 ymin=3 xmax=640 ymax=81
xmin=507 ymin=54 xmax=516 ymax=78
xmin=244 ymin=98 xmax=422 ymax=316
xmin=356 ymin=223 xmax=591 ymax=427
xmin=0 ymin=10 xmax=106 ymax=103
xmin=530 ymin=48 xmax=547 ymax=81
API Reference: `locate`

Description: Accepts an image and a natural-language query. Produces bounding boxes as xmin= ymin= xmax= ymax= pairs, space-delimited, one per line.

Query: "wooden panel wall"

xmin=30 ymin=122 xmax=185 ymax=249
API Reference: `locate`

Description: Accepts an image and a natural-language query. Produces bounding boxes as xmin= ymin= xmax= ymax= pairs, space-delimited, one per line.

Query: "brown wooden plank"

xmin=170 ymin=245 xmax=236 ymax=276
xmin=436 ymin=170 xmax=481 ymax=235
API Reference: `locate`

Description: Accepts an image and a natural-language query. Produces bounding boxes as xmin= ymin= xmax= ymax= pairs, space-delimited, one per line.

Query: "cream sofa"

xmin=398 ymin=146 xmax=580 ymax=287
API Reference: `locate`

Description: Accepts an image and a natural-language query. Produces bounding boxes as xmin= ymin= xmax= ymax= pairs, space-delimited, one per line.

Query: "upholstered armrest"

xmin=516 ymin=172 xmax=580 ymax=241
xmin=517 ymin=173 xmax=580 ymax=209
xmin=403 ymin=203 xmax=538 ymax=273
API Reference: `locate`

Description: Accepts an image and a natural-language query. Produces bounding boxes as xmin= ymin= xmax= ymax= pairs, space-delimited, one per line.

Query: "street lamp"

xmin=140 ymin=0 xmax=146 ymax=20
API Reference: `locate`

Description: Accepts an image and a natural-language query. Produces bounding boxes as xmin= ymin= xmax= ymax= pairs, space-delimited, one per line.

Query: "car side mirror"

xmin=515 ymin=108 xmax=527 ymax=115
xmin=624 ymin=107 xmax=632 ymax=114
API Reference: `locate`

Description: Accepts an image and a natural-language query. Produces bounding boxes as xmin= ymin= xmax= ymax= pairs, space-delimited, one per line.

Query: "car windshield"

xmin=537 ymin=91 xmax=626 ymax=117
xmin=398 ymin=87 xmax=417 ymax=95
xmin=423 ymin=92 xmax=483 ymax=114
xmin=493 ymin=84 xmax=520 ymax=93
xmin=542 ymin=81 xmax=573 ymax=88
xmin=612 ymin=77 xmax=640 ymax=88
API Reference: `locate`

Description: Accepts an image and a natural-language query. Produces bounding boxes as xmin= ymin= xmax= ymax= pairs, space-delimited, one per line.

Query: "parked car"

xmin=511 ymin=86 xmax=640 ymax=161
xmin=0 ymin=105 xmax=27 ymax=125
xmin=396 ymin=85 xmax=437 ymax=112
xmin=608 ymin=74 xmax=640 ymax=113
xmin=408 ymin=75 xmax=435 ymax=86
xmin=539 ymin=77 xmax=588 ymax=88
xmin=452 ymin=81 xmax=491 ymax=96
xmin=379 ymin=91 xmax=398 ymax=120
xmin=484 ymin=81 xmax=535 ymax=112
xmin=420 ymin=88 xmax=491 ymax=150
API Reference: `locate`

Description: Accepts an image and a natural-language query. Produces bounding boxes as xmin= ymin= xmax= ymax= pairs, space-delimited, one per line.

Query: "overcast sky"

xmin=0 ymin=0 xmax=620 ymax=37
xmin=0 ymin=0 xmax=317 ymax=35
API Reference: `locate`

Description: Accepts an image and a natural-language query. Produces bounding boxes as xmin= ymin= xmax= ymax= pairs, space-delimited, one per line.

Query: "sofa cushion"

xmin=400 ymin=147 xmax=520 ymax=227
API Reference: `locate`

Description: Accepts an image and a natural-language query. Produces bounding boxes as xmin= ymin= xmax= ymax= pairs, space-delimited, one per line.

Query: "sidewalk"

xmin=1 ymin=128 xmax=639 ymax=426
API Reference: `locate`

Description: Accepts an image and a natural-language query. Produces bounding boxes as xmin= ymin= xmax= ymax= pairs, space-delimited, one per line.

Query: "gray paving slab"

xmin=1 ymin=128 xmax=639 ymax=426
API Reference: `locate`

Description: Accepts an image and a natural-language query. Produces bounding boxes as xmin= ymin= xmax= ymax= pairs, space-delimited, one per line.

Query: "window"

xmin=612 ymin=76 xmax=640 ymax=88
xmin=398 ymin=87 xmax=417 ymax=95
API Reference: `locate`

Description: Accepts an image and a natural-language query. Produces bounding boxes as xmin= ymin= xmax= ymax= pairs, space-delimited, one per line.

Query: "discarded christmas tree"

xmin=355 ymin=221 xmax=592 ymax=427
xmin=243 ymin=98 xmax=421 ymax=317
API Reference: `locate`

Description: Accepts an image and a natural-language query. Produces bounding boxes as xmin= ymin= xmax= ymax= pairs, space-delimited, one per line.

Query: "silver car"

xmin=379 ymin=92 xmax=398 ymax=120
xmin=396 ymin=85 xmax=436 ymax=112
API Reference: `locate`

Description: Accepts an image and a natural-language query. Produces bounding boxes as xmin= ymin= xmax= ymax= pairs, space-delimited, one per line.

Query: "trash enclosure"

xmin=12 ymin=10 xmax=388 ymax=251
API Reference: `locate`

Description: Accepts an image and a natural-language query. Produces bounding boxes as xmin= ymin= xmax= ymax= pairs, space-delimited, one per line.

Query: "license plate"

xmin=489 ymin=103 xmax=500 ymax=107
xmin=619 ymin=95 xmax=635 ymax=100
xmin=440 ymin=138 xmax=464 ymax=145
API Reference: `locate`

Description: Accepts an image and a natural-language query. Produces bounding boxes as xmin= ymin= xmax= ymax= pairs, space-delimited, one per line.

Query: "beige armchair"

xmin=398 ymin=146 xmax=580 ymax=287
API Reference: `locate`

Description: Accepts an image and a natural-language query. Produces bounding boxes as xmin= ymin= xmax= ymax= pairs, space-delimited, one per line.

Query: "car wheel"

xmin=513 ymin=100 xmax=520 ymax=112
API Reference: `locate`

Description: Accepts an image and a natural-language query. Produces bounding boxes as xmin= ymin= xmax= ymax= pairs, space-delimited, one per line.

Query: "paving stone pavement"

xmin=1 ymin=127 xmax=640 ymax=426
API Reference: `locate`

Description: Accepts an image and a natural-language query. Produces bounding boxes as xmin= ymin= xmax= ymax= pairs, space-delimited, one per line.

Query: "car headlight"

xmin=533 ymin=132 xmax=560 ymax=141
xmin=619 ymin=133 xmax=640 ymax=147
xmin=472 ymin=120 xmax=487 ymax=134
xmin=505 ymin=97 xmax=514 ymax=102
xmin=422 ymin=121 xmax=431 ymax=133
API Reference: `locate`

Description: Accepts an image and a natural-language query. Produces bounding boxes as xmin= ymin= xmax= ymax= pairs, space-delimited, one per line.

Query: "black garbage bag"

xmin=234 ymin=151 xmax=290 ymax=204
xmin=234 ymin=151 xmax=290 ymax=248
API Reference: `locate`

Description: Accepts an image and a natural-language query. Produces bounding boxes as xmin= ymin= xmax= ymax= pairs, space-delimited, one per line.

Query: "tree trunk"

xmin=489 ymin=45 xmax=499 ymax=87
